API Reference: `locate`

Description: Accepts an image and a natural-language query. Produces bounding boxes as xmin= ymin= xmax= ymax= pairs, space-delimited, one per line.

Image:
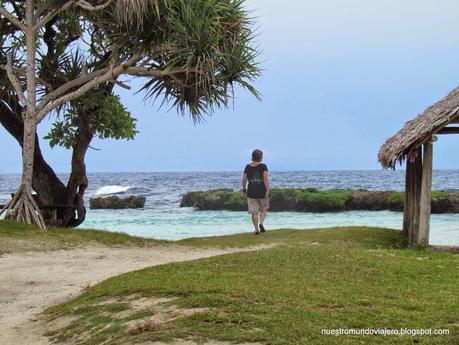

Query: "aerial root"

xmin=0 ymin=184 xmax=47 ymax=230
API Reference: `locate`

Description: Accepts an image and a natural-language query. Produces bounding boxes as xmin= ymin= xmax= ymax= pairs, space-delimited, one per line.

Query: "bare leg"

xmin=251 ymin=213 xmax=259 ymax=233
xmin=260 ymin=209 xmax=267 ymax=225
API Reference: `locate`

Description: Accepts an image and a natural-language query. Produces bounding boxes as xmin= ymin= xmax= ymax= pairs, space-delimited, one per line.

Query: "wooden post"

xmin=418 ymin=140 xmax=433 ymax=246
xmin=403 ymin=160 xmax=414 ymax=236
xmin=407 ymin=148 xmax=423 ymax=246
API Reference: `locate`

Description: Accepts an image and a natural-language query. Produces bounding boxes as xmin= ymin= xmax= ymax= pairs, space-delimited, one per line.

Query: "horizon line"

xmin=2 ymin=168 xmax=459 ymax=174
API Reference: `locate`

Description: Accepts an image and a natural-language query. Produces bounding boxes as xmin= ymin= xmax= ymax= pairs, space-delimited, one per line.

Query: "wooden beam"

xmin=437 ymin=127 xmax=459 ymax=134
xmin=448 ymin=118 xmax=459 ymax=124
xmin=418 ymin=140 xmax=433 ymax=246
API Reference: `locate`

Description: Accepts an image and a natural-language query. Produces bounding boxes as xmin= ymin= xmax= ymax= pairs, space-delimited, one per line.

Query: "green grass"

xmin=44 ymin=227 xmax=459 ymax=345
xmin=0 ymin=220 xmax=165 ymax=256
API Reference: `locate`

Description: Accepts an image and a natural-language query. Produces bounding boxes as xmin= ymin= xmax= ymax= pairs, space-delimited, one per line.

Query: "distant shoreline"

xmin=2 ymin=168 xmax=459 ymax=175
xmin=181 ymin=188 xmax=459 ymax=213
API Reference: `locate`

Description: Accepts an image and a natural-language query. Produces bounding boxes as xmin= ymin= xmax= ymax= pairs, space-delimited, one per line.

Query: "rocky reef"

xmin=180 ymin=188 xmax=459 ymax=213
xmin=89 ymin=195 xmax=146 ymax=209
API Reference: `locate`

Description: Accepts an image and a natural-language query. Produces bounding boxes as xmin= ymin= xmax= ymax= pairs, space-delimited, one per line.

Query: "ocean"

xmin=1 ymin=170 xmax=458 ymax=245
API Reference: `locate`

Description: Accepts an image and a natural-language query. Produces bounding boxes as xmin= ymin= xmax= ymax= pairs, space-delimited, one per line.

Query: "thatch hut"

xmin=379 ymin=87 xmax=459 ymax=246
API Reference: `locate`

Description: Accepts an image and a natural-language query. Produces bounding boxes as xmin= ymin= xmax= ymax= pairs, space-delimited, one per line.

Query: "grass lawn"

xmin=41 ymin=226 xmax=459 ymax=345
xmin=0 ymin=220 xmax=165 ymax=256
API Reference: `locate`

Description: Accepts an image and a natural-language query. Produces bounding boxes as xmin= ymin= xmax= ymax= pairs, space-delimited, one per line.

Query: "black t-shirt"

xmin=244 ymin=163 xmax=268 ymax=199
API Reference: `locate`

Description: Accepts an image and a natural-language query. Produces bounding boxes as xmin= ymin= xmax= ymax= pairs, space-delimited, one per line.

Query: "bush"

xmin=224 ymin=192 xmax=246 ymax=210
xmin=296 ymin=190 xmax=351 ymax=212
xmin=388 ymin=192 xmax=404 ymax=211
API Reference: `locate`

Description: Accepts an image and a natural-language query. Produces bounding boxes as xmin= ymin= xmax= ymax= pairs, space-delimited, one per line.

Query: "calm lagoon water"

xmin=1 ymin=170 xmax=458 ymax=245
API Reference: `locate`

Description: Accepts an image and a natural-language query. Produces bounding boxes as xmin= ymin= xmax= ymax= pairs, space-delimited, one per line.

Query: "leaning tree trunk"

xmin=1 ymin=83 xmax=114 ymax=228
xmin=0 ymin=100 xmax=92 ymax=228
xmin=61 ymin=83 xmax=115 ymax=227
xmin=0 ymin=100 xmax=66 ymax=202
xmin=1 ymin=100 xmax=68 ymax=225
xmin=0 ymin=99 xmax=90 ymax=228
xmin=62 ymin=112 xmax=92 ymax=227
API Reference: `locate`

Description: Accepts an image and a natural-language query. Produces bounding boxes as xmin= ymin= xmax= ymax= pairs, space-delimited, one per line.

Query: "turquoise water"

xmin=1 ymin=171 xmax=458 ymax=245
xmin=83 ymin=208 xmax=459 ymax=246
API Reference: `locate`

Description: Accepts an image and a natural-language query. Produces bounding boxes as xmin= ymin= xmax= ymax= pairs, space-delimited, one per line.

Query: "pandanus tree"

xmin=0 ymin=6 xmax=139 ymax=228
xmin=0 ymin=0 xmax=260 ymax=229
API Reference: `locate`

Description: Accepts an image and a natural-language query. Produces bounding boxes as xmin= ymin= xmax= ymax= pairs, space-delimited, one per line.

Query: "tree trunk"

xmin=1 ymin=0 xmax=47 ymax=229
xmin=63 ymin=112 xmax=92 ymax=227
xmin=0 ymin=88 xmax=110 ymax=228
xmin=2 ymin=112 xmax=46 ymax=229
xmin=22 ymin=114 xmax=37 ymax=190
xmin=0 ymin=100 xmax=92 ymax=228
xmin=0 ymin=100 xmax=68 ymax=224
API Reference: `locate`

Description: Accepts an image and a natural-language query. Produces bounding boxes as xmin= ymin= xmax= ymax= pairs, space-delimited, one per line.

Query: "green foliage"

xmin=389 ymin=191 xmax=445 ymax=203
xmin=184 ymin=189 xmax=354 ymax=211
xmin=45 ymin=227 xmax=459 ymax=345
xmin=44 ymin=94 xmax=137 ymax=149
xmin=388 ymin=192 xmax=404 ymax=204
xmin=110 ymin=0 xmax=261 ymax=120
xmin=295 ymin=189 xmax=351 ymax=210
xmin=93 ymin=95 xmax=138 ymax=141
xmin=223 ymin=191 xmax=246 ymax=209
xmin=388 ymin=191 xmax=446 ymax=209
xmin=183 ymin=189 xmax=454 ymax=212
xmin=2 ymin=0 xmax=260 ymax=151
xmin=432 ymin=191 xmax=446 ymax=199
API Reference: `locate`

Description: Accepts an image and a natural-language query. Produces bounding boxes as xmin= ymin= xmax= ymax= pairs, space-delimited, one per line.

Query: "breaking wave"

xmin=95 ymin=185 xmax=132 ymax=196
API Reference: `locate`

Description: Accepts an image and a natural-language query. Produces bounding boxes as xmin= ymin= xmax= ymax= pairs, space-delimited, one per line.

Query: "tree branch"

xmin=0 ymin=5 xmax=26 ymax=30
xmin=124 ymin=66 xmax=205 ymax=87
xmin=125 ymin=66 xmax=205 ymax=77
xmin=110 ymin=79 xmax=131 ymax=90
xmin=34 ymin=1 xmax=75 ymax=30
xmin=37 ymin=66 xmax=111 ymax=111
xmin=37 ymin=54 xmax=141 ymax=121
xmin=36 ymin=60 xmax=205 ymax=120
xmin=2 ymin=53 xmax=27 ymax=106
xmin=76 ymin=0 xmax=114 ymax=11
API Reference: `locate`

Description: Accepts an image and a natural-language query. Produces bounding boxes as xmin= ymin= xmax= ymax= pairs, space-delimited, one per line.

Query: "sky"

xmin=2 ymin=0 xmax=459 ymax=173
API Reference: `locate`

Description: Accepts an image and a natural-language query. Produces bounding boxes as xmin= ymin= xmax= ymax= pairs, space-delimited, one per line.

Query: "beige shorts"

xmin=247 ymin=198 xmax=270 ymax=214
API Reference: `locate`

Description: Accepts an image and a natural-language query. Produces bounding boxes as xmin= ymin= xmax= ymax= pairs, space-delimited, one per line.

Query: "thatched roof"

xmin=379 ymin=87 xmax=459 ymax=169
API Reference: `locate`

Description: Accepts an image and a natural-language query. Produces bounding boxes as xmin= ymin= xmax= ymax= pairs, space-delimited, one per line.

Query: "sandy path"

xmin=0 ymin=245 xmax=265 ymax=345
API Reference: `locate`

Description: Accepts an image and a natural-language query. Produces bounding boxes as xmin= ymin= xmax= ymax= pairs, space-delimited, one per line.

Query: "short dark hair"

xmin=252 ymin=149 xmax=263 ymax=162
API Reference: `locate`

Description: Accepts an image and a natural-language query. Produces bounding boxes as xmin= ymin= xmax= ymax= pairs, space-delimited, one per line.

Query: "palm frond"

xmin=132 ymin=0 xmax=261 ymax=122
xmin=115 ymin=0 xmax=167 ymax=30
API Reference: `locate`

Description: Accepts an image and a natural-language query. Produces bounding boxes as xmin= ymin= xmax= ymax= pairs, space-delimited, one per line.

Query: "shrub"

xmin=387 ymin=192 xmax=404 ymax=210
xmin=224 ymin=192 xmax=246 ymax=210
xmin=296 ymin=190 xmax=351 ymax=211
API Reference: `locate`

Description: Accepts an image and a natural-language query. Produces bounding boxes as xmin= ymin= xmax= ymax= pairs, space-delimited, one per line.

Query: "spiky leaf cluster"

xmin=98 ymin=0 xmax=261 ymax=120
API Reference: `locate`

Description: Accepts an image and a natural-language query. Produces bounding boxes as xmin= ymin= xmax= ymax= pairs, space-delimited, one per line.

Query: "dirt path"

xmin=0 ymin=244 xmax=268 ymax=345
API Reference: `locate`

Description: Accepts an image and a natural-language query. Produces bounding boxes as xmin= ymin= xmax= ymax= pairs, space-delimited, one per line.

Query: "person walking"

xmin=242 ymin=149 xmax=269 ymax=235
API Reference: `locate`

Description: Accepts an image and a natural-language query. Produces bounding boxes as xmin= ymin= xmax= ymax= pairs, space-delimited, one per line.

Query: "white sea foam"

xmin=0 ymin=194 xmax=12 ymax=200
xmin=95 ymin=185 xmax=132 ymax=196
